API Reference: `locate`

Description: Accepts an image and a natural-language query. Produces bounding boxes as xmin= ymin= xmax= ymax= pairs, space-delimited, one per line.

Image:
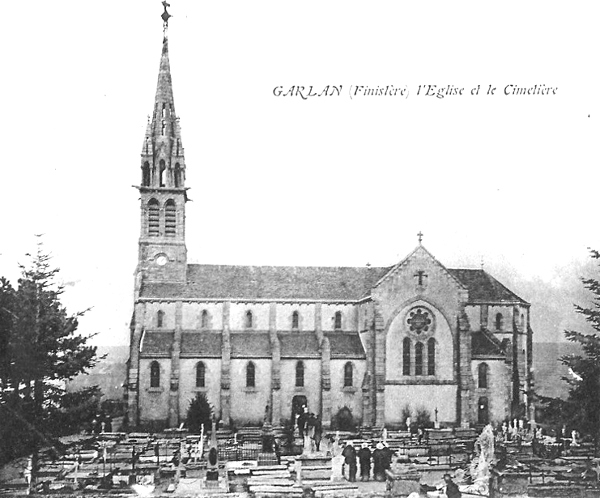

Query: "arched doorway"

xmin=478 ymin=396 xmax=489 ymax=425
xmin=291 ymin=395 xmax=307 ymax=424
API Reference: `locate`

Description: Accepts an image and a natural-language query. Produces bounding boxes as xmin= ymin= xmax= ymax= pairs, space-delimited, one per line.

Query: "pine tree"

xmin=558 ymin=249 xmax=600 ymax=444
xmin=0 ymin=238 xmax=98 ymax=464
xmin=186 ymin=393 xmax=213 ymax=433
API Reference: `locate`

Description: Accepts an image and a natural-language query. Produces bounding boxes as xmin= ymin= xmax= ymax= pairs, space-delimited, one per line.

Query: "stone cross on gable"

xmin=414 ymin=270 xmax=427 ymax=286
xmin=417 ymin=231 xmax=423 ymax=244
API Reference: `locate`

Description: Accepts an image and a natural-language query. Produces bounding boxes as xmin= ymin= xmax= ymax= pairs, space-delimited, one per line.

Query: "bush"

xmin=186 ymin=393 xmax=213 ymax=433
xmin=332 ymin=406 xmax=355 ymax=431
xmin=415 ymin=406 xmax=432 ymax=428
xmin=401 ymin=405 xmax=412 ymax=426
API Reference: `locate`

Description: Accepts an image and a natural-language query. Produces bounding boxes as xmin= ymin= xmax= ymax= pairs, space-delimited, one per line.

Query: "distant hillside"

xmin=67 ymin=345 xmax=128 ymax=400
xmin=534 ymin=341 xmax=582 ymax=400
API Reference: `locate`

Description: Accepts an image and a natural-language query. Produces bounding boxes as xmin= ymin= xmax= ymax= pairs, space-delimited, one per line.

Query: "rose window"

xmin=407 ymin=307 xmax=432 ymax=334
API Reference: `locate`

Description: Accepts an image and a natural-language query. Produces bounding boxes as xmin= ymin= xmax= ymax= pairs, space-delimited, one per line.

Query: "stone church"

xmin=126 ymin=28 xmax=534 ymax=430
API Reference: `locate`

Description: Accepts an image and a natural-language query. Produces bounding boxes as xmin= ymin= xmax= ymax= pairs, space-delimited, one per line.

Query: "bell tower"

xmin=136 ymin=14 xmax=187 ymax=283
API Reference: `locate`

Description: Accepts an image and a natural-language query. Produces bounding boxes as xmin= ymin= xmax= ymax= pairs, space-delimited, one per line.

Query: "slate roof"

xmin=141 ymin=264 xmax=391 ymax=301
xmin=279 ymin=333 xmax=321 ymax=358
xmin=472 ymin=329 xmax=506 ymax=357
xmin=140 ymin=332 xmax=173 ymax=357
xmin=448 ymin=269 xmax=528 ymax=304
xmin=141 ymin=265 xmax=526 ymax=305
xmin=181 ymin=332 xmax=222 ymax=357
xmin=231 ymin=333 xmax=271 ymax=358
xmin=326 ymin=333 xmax=366 ymax=359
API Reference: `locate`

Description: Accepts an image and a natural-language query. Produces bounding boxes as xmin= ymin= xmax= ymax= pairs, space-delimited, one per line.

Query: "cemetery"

xmin=2 ymin=417 xmax=600 ymax=498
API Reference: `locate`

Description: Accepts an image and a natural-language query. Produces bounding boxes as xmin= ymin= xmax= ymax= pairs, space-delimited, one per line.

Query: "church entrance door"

xmin=291 ymin=395 xmax=307 ymax=424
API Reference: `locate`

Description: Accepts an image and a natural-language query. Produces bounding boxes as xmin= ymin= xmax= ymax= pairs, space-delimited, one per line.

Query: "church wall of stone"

xmin=229 ymin=358 xmax=272 ymax=425
xmin=322 ymin=304 xmax=357 ymax=331
xmin=230 ymin=303 xmax=270 ymax=330
xmin=181 ymin=302 xmax=224 ymax=330
xmin=178 ymin=358 xmax=222 ymax=421
xmin=471 ymin=359 xmax=511 ymax=423
xmin=373 ymin=254 xmax=464 ymax=330
xmin=142 ymin=301 xmax=178 ymax=329
xmin=384 ymin=384 xmax=458 ymax=426
xmin=139 ymin=358 xmax=172 ymax=424
xmin=276 ymin=303 xmax=315 ymax=331
xmin=329 ymin=359 xmax=365 ymax=426
xmin=279 ymin=359 xmax=322 ymax=421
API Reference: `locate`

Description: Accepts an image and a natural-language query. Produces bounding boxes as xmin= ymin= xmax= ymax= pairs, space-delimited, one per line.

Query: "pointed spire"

xmin=139 ymin=12 xmax=186 ymax=191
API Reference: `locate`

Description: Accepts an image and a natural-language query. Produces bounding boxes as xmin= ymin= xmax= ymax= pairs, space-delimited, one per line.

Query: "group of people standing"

xmin=297 ymin=409 xmax=323 ymax=452
xmin=342 ymin=441 xmax=392 ymax=482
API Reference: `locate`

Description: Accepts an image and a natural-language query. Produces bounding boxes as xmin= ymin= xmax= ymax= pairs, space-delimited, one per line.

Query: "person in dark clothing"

xmin=357 ymin=443 xmax=371 ymax=481
xmin=382 ymin=442 xmax=392 ymax=472
xmin=443 ymin=473 xmax=461 ymax=498
xmin=372 ymin=442 xmax=386 ymax=481
xmin=342 ymin=444 xmax=357 ymax=482
xmin=298 ymin=410 xmax=307 ymax=438
xmin=313 ymin=415 xmax=323 ymax=451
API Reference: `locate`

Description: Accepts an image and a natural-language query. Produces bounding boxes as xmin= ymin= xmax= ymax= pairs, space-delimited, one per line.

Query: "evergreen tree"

xmin=556 ymin=249 xmax=600 ymax=443
xmin=186 ymin=393 xmax=213 ymax=433
xmin=0 ymin=238 xmax=98 ymax=464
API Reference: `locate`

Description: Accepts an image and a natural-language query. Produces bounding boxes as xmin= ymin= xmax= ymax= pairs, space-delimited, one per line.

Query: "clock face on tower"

xmin=155 ymin=254 xmax=168 ymax=266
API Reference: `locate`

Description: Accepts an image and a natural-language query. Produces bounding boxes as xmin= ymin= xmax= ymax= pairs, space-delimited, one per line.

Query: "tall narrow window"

xmin=520 ymin=313 xmax=525 ymax=331
xmin=246 ymin=362 xmax=255 ymax=388
xmin=427 ymin=338 xmax=436 ymax=375
xmin=196 ymin=362 xmax=206 ymax=388
xmin=148 ymin=199 xmax=160 ymax=236
xmin=245 ymin=310 xmax=253 ymax=329
xmin=174 ymin=163 xmax=182 ymax=188
xmin=402 ymin=337 xmax=411 ymax=376
xmin=292 ymin=311 xmax=299 ymax=330
xmin=150 ymin=361 xmax=160 ymax=388
xmin=415 ymin=342 xmax=424 ymax=376
xmin=334 ymin=311 xmax=342 ymax=330
xmin=159 ymin=159 xmax=166 ymax=187
xmin=478 ymin=363 xmax=489 ymax=388
xmin=165 ymin=199 xmax=176 ymax=236
xmin=495 ymin=313 xmax=503 ymax=331
xmin=157 ymin=310 xmax=165 ymax=328
xmin=200 ymin=310 xmax=209 ymax=329
xmin=142 ymin=162 xmax=150 ymax=186
xmin=344 ymin=362 xmax=353 ymax=387
xmin=295 ymin=361 xmax=304 ymax=387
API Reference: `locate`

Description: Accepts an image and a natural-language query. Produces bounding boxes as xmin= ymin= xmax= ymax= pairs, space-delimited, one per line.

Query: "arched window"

xmin=402 ymin=337 xmax=411 ymax=376
xmin=165 ymin=199 xmax=176 ymax=236
xmin=295 ymin=361 xmax=304 ymax=387
xmin=478 ymin=363 xmax=489 ymax=388
xmin=157 ymin=310 xmax=165 ymax=328
xmin=344 ymin=362 xmax=353 ymax=387
xmin=520 ymin=313 xmax=525 ymax=331
xmin=246 ymin=362 xmax=255 ymax=388
xmin=159 ymin=159 xmax=166 ymax=186
xmin=334 ymin=311 xmax=342 ymax=330
xmin=415 ymin=342 xmax=424 ymax=376
xmin=292 ymin=311 xmax=299 ymax=330
xmin=200 ymin=310 xmax=209 ymax=329
xmin=150 ymin=361 xmax=160 ymax=388
xmin=495 ymin=313 xmax=503 ymax=331
xmin=427 ymin=338 xmax=436 ymax=376
xmin=174 ymin=163 xmax=182 ymax=188
xmin=148 ymin=199 xmax=160 ymax=236
xmin=142 ymin=162 xmax=150 ymax=186
xmin=245 ymin=310 xmax=253 ymax=329
xmin=196 ymin=362 xmax=206 ymax=388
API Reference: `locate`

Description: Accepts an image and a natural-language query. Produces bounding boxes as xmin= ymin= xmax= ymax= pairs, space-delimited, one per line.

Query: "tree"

xmin=553 ymin=249 xmax=600 ymax=444
xmin=0 ymin=238 xmax=98 ymax=465
xmin=186 ymin=393 xmax=213 ymax=433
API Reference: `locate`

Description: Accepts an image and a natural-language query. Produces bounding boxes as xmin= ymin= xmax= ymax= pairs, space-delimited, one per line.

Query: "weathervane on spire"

xmin=161 ymin=1 xmax=172 ymax=32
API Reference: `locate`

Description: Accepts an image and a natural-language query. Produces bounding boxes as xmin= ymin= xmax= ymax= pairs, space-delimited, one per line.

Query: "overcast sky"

xmin=0 ymin=1 xmax=598 ymax=346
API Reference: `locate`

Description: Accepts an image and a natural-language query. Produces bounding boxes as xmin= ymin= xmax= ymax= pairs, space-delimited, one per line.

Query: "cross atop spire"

xmin=417 ymin=231 xmax=424 ymax=245
xmin=161 ymin=1 xmax=172 ymax=35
